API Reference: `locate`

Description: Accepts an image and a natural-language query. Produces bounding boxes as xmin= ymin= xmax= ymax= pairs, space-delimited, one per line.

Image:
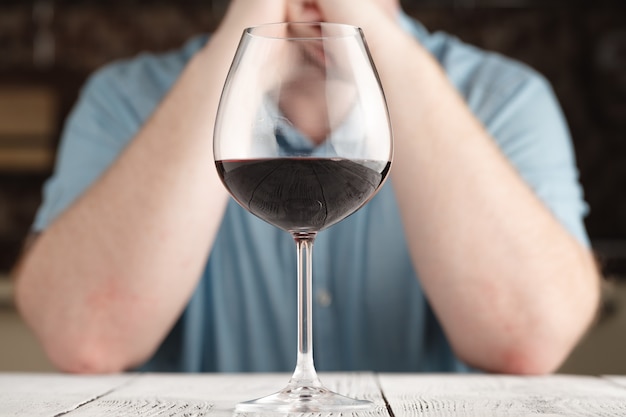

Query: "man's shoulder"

xmin=403 ymin=14 xmax=546 ymax=99
xmin=439 ymin=33 xmax=545 ymax=100
xmin=82 ymin=35 xmax=208 ymax=109
xmin=407 ymin=17 xmax=555 ymax=125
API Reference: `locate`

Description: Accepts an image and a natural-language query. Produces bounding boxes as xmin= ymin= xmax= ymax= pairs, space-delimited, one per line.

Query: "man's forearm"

xmin=13 ymin=41 xmax=232 ymax=374
xmin=364 ymin=19 xmax=600 ymax=374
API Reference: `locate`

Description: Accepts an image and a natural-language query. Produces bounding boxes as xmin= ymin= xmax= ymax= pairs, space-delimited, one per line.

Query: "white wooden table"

xmin=1 ymin=372 xmax=625 ymax=416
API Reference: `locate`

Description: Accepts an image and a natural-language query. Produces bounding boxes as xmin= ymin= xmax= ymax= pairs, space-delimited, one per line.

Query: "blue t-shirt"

xmin=33 ymin=15 xmax=589 ymax=373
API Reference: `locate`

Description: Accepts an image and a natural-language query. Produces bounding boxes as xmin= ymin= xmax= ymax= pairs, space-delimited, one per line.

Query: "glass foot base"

xmin=235 ymin=385 xmax=373 ymax=413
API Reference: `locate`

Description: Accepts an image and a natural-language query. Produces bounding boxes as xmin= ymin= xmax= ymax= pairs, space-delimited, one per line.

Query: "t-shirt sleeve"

xmin=32 ymin=65 xmax=143 ymax=232
xmin=414 ymin=24 xmax=590 ymax=248
xmin=31 ymin=35 xmax=201 ymax=233
xmin=474 ymin=63 xmax=590 ymax=247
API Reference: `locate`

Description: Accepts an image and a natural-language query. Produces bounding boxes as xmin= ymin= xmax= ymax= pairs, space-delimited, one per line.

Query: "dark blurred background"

xmin=0 ymin=0 xmax=625 ymax=279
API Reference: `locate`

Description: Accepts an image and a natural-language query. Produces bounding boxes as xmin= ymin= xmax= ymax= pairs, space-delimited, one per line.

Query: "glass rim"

xmin=244 ymin=21 xmax=362 ymax=40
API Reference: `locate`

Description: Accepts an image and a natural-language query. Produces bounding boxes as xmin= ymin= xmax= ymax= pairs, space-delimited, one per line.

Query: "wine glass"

xmin=213 ymin=22 xmax=392 ymax=412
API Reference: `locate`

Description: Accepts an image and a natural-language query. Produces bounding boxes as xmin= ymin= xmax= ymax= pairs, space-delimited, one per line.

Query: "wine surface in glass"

xmin=216 ymin=157 xmax=391 ymax=233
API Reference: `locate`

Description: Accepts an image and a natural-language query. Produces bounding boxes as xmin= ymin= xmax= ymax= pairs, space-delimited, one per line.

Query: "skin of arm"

xmin=13 ymin=0 xmax=289 ymax=374
xmin=308 ymin=0 xmax=601 ymax=374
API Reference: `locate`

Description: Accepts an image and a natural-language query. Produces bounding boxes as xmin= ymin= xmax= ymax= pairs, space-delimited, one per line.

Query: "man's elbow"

xmin=43 ymin=336 xmax=141 ymax=374
xmin=458 ymin=331 xmax=585 ymax=375
xmin=16 ymin=286 xmax=142 ymax=374
xmin=493 ymin=344 xmax=568 ymax=375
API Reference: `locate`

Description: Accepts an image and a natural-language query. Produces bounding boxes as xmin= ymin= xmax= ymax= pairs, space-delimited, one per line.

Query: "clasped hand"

xmin=219 ymin=0 xmax=398 ymax=40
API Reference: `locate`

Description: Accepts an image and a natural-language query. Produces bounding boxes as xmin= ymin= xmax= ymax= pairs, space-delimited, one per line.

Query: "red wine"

xmin=216 ymin=158 xmax=391 ymax=233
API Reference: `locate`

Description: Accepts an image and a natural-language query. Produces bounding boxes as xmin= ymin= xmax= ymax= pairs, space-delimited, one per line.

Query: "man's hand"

xmin=287 ymin=0 xmax=398 ymax=32
xmin=219 ymin=0 xmax=288 ymax=37
xmin=286 ymin=0 xmax=404 ymax=64
xmin=286 ymin=0 xmax=323 ymax=22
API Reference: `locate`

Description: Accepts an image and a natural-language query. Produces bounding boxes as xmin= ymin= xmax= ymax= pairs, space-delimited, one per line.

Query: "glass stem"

xmin=289 ymin=232 xmax=322 ymax=389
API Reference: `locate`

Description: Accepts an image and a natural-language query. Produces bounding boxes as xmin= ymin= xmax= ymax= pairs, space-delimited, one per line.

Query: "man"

xmin=14 ymin=0 xmax=600 ymax=374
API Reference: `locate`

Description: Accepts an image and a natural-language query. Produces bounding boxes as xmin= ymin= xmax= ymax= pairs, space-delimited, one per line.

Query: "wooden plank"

xmin=65 ymin=372 xmax=389 ymax=416
xmin=0 ymin=147 xmax=53 ymax=171
xmin=0 ymin=87 xmax=57 ymax=138
xmin=0 ymin=276 xmax=12 ymax=308
xmin=0 ymin=310 xmax=55 ymax=372
xmin=0 ymin=372 xmax=135 ymax=417
xmin=378 ymin=374 xmax=626 ymax=417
